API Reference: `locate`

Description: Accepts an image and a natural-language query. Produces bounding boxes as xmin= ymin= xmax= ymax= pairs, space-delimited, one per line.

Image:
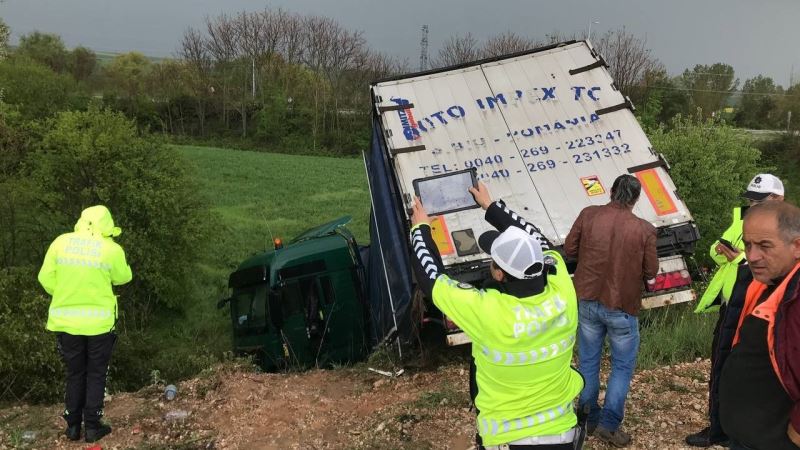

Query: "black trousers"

xmin=56 ymin=332 xmax=116 ymax=427
xmin=708 ymin=305 xmax=729 ymax=441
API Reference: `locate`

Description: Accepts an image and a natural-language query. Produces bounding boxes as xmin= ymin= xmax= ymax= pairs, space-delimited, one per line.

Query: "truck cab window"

xmin=231 ymin=285 xmax=268 ymax=332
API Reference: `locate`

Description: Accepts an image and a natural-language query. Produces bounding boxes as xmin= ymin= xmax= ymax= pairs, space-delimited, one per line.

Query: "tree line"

xmin=1 ymin=11 xmax=799 ymax=156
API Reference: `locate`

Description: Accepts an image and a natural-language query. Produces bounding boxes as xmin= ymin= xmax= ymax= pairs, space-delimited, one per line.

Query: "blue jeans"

xmin=577 ymin=300 xmax=639 ymax=432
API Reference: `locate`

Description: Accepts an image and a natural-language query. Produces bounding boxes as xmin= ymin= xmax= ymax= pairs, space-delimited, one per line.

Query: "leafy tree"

xmin=104 ymin=52 xmax=153 ymax=117
xmin=635 ymin=69 xmax=691 ymax=128
xmin=0 ymin=102 xmax=49 ymax=268
xmin=679 ymin=63 xmax=738 ymax=117
xmin=0 ymin=105 xmax=221 ymax=401
xmin=779 ymin=83 xmax=800 ymax=132
xmin=735 ymin=75 xmax=781 ymax=129
xmin=0 ymin=266 xmax=63 ymax=402
xmin=30 ymin=106 xmax=214 ymax=326
xmin=0 ymin=56 xmax=83 ymax=119
xmin=0 ymin=18 xmax=9 ymax=61
xmin=69 ymin=46 xmax=97 ymax=82
xmin=649 ymin=115 xmax=765 ymax=265
xmin=16 ymin=31 xmax=69 ymax=73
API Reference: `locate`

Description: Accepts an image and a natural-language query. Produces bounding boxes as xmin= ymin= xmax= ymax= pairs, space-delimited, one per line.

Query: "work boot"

xmin=685 ymin=427 xmax=730 ymax=448
xmin=64 ymin=424 xmax=81 ymax=441
xmin=84 ymin=422 xmax=112 ymax=443
xmin=586 ymin=422 xmax=597 ymax=436
xmin=595 ymin=426 xmax=632 ymax=448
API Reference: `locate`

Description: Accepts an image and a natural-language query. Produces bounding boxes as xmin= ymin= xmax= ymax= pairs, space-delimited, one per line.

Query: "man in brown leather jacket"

xmin=564 ymin=174 xmax=658 ymax=448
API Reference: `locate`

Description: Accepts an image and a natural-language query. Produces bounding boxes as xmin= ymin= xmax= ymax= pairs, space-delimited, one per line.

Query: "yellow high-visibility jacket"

xmin=695 ymin=207 xmax=745 ymax=313
xmin=38 ymin=205 xmax=132 ymax=335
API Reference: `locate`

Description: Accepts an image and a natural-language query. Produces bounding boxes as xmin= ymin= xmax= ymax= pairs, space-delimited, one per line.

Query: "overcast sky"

xmin=2 ymin=0 xmax=799 ymax=87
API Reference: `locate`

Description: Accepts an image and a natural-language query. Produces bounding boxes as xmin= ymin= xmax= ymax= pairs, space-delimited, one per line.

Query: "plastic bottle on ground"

xmin=164 ymin=384 xmax=177 ymax=401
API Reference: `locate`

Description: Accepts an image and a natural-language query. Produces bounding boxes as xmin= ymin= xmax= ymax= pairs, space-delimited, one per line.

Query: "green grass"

xmin=175 ymin=143 xmax=372 ymax=330
xmin=177 ymin=145 xmax=371 ymax=277
xmin=637 ymin=303 xmax=717 ymax=369
xmin=413 ymin=388 xmax=470 ymax=409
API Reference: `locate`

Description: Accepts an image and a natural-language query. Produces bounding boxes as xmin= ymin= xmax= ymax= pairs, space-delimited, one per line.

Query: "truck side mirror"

xmin=217 ymin=297 xmax=231 ymax=310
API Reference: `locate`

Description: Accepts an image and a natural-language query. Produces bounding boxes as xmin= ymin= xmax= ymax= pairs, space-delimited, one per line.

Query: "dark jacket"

xmin=706 ymin=264 xmax=752 ymax=440
xmin=775 ymin=272 xmax=800 ymax=436
xmin=564 ymin=202 xmax=658 ymax=315
xmin=720 ymin=267 xmax=800 ymax=447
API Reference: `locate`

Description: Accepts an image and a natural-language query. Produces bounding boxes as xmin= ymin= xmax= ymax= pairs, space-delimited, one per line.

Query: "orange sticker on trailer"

xmin=430 ymin=217 xmax=455 ymax=255
xmin=636 ymin=169 xmax=678 ymax=216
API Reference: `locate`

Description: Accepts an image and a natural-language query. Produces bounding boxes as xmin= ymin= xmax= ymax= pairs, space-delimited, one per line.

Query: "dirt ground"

xmin=0 ymin=358 xmax=729 ymax=450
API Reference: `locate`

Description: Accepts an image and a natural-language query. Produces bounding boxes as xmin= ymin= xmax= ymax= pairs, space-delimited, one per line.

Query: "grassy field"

xmin=178 ymin=144 xmax=372 ymax=283
xmin=109 ymin=145 xmax=375 ymax=389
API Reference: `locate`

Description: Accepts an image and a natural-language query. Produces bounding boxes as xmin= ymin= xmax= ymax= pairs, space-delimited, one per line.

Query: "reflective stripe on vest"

xmin=478 ymin=335 xmax=576 ymax=366
xmin=50 ymin=307 xmax=114 ymax=318
xmin=732 ymin=262 xmax=800 ymax=391
xmin=479 ymin=401 xmax=573 ymax=436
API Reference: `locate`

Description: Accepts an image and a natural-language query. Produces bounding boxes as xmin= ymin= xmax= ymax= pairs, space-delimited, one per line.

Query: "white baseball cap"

xmin=742 ymin=174 xmax=784 ymax=201
xmin=477 ymin=226 xmax=544 ymax=279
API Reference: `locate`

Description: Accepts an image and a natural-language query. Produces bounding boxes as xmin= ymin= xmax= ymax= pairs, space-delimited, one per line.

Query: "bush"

xmin=0 ymin=106 xmax=224 ymax=401
xmin=649 ymin=115 xmax=765 ymax=265
xmin=0 ymin=56 xmax=86 ymax=119
xmin=0 ymin=267 xmax=63 ymax=403
xmin=30 ymin=106 xmax=216 ymax=319
xmin=758 ymin=134 xmax=800 ymax=202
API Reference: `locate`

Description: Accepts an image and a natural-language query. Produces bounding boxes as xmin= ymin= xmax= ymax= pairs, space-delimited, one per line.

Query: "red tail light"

xmin=645 ymin=270 xmax=692 ymax=292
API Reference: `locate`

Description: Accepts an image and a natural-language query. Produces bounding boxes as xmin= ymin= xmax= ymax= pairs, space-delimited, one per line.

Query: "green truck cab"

xmin=219 ymin=217 xmax=369 ymax=370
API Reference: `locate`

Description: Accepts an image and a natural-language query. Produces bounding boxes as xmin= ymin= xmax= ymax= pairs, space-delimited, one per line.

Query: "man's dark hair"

xmin=610 ymin=174 xmax=641 ymax=206
xmin=745 ymin=201 xmax=800 ymax=243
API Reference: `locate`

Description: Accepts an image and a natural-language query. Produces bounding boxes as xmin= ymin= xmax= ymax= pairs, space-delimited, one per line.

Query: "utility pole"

xmin=419 ymin=25 xmax=429 ymax=71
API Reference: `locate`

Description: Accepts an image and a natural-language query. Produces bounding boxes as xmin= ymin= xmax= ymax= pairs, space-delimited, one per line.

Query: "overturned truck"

xmin=220 ymin=40 xmax=701 ymax=367
xmin=365 ymin=40 xmax=699 ymax=349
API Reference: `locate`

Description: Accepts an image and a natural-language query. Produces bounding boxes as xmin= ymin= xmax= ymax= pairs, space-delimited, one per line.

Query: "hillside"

xmin=0 ymin=145 xmax=723 ymax=449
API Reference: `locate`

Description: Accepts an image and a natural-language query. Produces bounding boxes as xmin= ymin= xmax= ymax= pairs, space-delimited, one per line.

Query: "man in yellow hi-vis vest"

xmin=686 ymin=174 xmax=784 ymax=447
xmin=409 ymin=182 xmax=584 ymax=450
xmin=38 ymin=205 xmax=132 ymax=444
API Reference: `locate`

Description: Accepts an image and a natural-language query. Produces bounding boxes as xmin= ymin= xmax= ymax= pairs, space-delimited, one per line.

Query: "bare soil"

xmin=0 ymin=358 xmax=728 ymax=450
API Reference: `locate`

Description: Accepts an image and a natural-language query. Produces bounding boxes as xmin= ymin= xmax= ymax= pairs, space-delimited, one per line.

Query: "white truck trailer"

xmin=367 ymin=40 xmax=700 ymax=346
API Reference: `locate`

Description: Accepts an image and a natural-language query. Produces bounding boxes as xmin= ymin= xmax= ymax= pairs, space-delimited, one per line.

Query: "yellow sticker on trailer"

xmin=430 ymin=217 xmax=455 ymax=256
xmin=636 ymin=169 xmax=678 ymax=216
xmin=581 ymin=175 xmax=605 ymax=196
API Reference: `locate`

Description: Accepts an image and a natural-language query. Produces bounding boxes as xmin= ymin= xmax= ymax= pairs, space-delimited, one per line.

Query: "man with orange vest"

xmin=718 ymin=201 xmax=800 ymax=450
xmin=686 ymin=174 xmax=785 ymax=447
